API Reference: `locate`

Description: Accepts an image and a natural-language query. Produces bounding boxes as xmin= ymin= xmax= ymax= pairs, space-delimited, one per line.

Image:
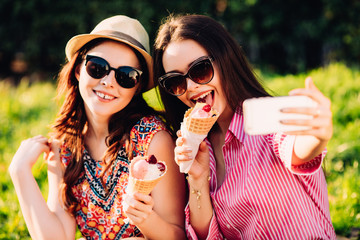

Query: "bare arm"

xmin=175 ymin=137 xmax=213 ymax=240
xmin=124 ymin=131 xmax=187 ymax=240
xmin=8 ymin=136 xmax=76 ymax=240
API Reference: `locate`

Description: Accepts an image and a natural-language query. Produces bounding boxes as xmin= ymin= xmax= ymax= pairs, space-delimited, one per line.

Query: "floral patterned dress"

xmin=61 ymin=116 xmax=167 ymax=240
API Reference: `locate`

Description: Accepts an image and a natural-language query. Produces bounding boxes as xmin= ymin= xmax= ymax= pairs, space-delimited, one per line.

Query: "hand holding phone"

xmin=243 ymin=96 xmax=318 ymax=135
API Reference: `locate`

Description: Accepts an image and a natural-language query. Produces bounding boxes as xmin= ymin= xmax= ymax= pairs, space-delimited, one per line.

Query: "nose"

xmin=186 ymin=77 xmax=199 ymax=92
xmin=100 ymin=70 xmax=116 ymax=87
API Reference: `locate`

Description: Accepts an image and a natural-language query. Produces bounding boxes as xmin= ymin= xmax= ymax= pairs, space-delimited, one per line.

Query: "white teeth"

xmin=95 ymin=91 xmax=114 ymax=100
xmin=193 ymin=91 xmax=212 ymax=101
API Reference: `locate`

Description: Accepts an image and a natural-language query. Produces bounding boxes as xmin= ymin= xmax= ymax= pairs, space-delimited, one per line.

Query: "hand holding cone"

xmin=179 ymin=102 xmax=219 ymax=173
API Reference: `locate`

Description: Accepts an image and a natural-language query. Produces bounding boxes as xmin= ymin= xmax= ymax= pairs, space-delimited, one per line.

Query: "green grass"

xmin=1 ymin=62 xmax=359 ymax=238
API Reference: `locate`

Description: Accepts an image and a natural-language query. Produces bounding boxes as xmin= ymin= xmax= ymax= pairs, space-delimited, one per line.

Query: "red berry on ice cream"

xmin=157 ymin=162 xmax=166 ymax=172
xmin=202 ymin=104 xmax=211 ymax=112
xmin=147 ymin=154 xmax=157 ymax=164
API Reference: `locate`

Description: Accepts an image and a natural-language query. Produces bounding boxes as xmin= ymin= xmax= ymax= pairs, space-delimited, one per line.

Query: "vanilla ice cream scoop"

xmin=130 ymin=155 xmax=166 ymax=180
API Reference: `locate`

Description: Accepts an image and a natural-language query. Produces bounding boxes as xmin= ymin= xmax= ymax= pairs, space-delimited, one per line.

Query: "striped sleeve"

xmin=185 ymin=204 xmax=224 ymax=240
xmin=270 ymin=133 xmax=324 ymax=175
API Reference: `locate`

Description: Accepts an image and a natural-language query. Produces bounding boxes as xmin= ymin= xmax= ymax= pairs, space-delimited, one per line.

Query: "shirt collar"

xmin=227 ymin=108 xmax=246 ymax=143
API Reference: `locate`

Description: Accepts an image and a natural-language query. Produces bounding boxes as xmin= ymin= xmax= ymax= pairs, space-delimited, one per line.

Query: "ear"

xmin=75 ymin=64 xmax=81 ymax=81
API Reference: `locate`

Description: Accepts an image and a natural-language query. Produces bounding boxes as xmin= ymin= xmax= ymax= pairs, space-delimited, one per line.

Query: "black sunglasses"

xmin=158 ymin=56 xmax=214 ymax=96
xmin=85 ymin=55 xmax=142 ymax=89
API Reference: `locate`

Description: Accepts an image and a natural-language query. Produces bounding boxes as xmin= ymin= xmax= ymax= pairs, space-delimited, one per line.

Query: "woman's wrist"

xmin=9 ymin=161 xmax=24 ymax=177
xmin=186 ymin=172 xmax=211 ymax=209
xmin=186 ymin=171 xmax=210 ymax=190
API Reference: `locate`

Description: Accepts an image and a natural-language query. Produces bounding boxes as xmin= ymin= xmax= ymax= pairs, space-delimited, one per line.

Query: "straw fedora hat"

xmin=65 ymin=15 xmax=153 ymax=90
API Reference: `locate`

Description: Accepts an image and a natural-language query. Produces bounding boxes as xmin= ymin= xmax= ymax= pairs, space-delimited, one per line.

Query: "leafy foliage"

xmin=0 ymin=0 xmax=359 ymax=76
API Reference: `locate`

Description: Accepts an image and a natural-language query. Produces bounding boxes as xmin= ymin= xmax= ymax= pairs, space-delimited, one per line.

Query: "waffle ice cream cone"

xmin=179 ymin=103 xmax=219 ymax=173
xmin=183 ymin=104 xmax=219 ymax=135
xmin=127 ymin=172 xmax=166 ymax=195
xmin=126 ymin=156 xmax=167 ymax=195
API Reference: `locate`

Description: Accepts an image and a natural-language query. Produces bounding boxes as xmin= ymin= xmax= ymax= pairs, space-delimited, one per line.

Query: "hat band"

xmin=94 ymin=30 xmax=147 ymax=52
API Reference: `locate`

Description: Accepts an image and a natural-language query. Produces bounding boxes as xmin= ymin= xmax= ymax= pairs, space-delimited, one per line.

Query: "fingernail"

xmin=186 ymin=147 xmax=193 ymax=152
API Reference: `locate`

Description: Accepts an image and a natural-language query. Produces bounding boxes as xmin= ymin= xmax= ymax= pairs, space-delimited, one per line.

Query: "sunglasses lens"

xmin=189 ymin=60 xmax=213 ymax=84
xmin=163 ymin=76 xmax=187 ymax=96
xmin=86 ymin=57 xmax=108 ymax=79
xmin=116 ymin=67 xmax=140 ymax=88
xmin=159 ymin=57 xmax=214 ymax=96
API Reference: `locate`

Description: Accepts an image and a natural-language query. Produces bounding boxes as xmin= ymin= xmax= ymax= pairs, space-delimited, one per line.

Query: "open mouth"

xmin=191 ymin=90 xmax=214 ymax=105
xmin=94 ymin=90 xmax=115 ymax=100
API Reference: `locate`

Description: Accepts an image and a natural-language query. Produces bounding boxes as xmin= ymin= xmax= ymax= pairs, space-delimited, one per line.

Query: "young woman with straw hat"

xmin=9 ymin=15 xmax=186 ymax=240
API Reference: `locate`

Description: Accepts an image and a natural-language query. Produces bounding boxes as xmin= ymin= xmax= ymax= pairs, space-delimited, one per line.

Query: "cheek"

xmin=121 ymin=87 xmax=138 ymax=103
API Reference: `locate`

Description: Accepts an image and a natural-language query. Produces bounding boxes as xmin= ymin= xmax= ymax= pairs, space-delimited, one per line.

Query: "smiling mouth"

xmin=191 ymin=90 xmax=214 ymax=105
xmin=94 ymin=91 xmax=115 ymax=100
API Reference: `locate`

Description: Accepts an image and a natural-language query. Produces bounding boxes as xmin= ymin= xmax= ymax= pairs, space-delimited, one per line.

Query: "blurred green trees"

xmin=0 ymin=0 xmax=359 ymax=79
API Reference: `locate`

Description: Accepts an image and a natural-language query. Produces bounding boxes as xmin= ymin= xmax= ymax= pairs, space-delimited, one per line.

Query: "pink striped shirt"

xmin=185 ymin=110 xmax=336 ymax=239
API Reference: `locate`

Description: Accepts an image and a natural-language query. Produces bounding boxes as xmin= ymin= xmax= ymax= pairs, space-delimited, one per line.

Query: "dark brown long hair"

xmin=51 ymin=38 xmax=158 ymax=215
xmin=153 ymin=14 xmax=271 ymax=132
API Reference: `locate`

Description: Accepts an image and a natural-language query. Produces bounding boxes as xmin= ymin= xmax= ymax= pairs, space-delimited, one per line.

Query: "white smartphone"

xmin=243 ymin=96 xmax=318 ymax=135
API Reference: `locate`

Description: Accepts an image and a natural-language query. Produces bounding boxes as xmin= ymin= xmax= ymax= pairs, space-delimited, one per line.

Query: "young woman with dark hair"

xmin=154 ymin=14 xmax=335 ymax=239
xmin=9 ymin=15 xmax=186 ymax=240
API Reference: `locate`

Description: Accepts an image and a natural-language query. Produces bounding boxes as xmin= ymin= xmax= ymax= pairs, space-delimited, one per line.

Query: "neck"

xmin=85 ymin=114 xmax=110 ymax=142
xmin=215 ymin=107 xmax=234 ymax=135
xmin=84 ymin=116 xmax=110 ymax=161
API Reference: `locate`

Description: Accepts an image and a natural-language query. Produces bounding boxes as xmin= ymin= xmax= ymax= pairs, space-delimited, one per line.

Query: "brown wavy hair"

xmin=51 ymin=38 xmax=159 ymax=215
xmin=153 ymin=14 xmax=271 ymax=132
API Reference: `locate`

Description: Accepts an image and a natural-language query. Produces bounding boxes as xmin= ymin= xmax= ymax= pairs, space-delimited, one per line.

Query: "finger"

xmin=127 ymin=205 xmax=150 ymax=217
xmin=174 ymin=145 xmax=192 ymax=155
xmin=32 ymin=138 xmax=51 ymax=152
xmin=43 ymin=152 xmax=49 ymax=161
xmin=305 ymin=76 xmax=318 ymax=91
xmin=284 ymin=128 xmax=332 ymax=140
xmin=281 ymin=107 xmax=332 ymax=118
xmin=280 ymin=117 xmax=331 ymax=128
xmin=198 ymin=141 xmax=209 ymax=153
xmin=133 ymin=193 xmax=153 ymax=205
xmin=176 ymin=130 xmax=182 ymax=137
xmin=288 ymin=77 xmax=322 ymax=100
xmin=129 ymin=196 xmax=151 ymax=211
xmin=175 ymin=137 xmax=185 ymax=147
xmin=175 ymin=154 xmax=193 ymax=164
xmin=125 ymin=199 xmax=152 ymax=222
xmin=32 ymin=135 xmax=45 ymax=139
xmin=32 ymin=135 xmax=48 ymax=142
xmin=49 ymin=138 xmax=61 ymax=149
xmin=125 ymin=211 xmax=146 ymax=225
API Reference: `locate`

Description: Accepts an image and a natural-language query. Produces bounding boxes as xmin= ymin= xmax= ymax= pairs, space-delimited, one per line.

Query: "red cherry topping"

xmin=147 ymin=154 xmax=157 ymax=164
xmin=202 ymin=104 xmax=211 ymax=112
xmin=157 ymin=162 xmax=166 ymax=172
